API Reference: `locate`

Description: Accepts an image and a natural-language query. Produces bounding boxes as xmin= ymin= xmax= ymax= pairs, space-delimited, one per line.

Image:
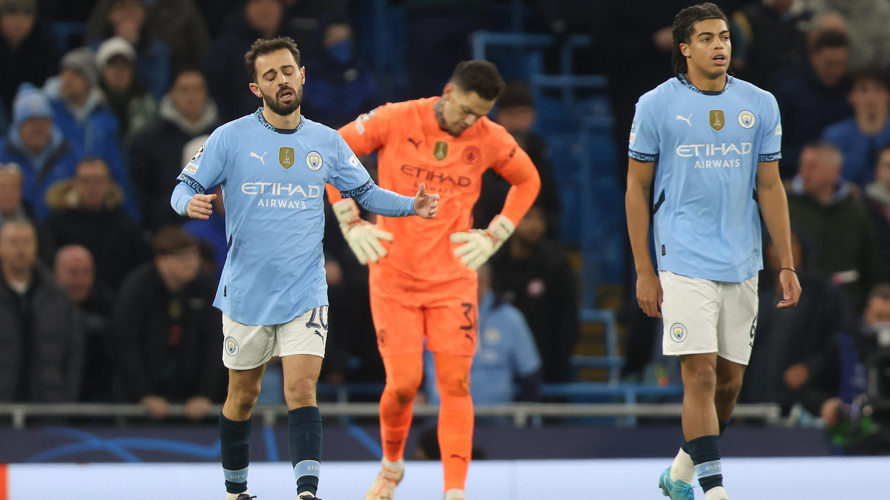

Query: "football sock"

xmin=705 ymin=486 xmax=729 ymax=500
xmin=671 ymin=442 xmax=695 ymax=483
xmin=380 ymin=353 xmax=424 ymax=462
xmin=686 ymin=435 xmax=724 ymax=494
xmin=674 ymin=420 xmax=729 ymax=482
xmin=444 ymin=488 xmax=466 ymax=500
xmin=434 ymin=353 xmax=475 ymax=492
xmin=289 ymin=406 xmax=323 ymax=496
xmin=226 ymin=491 xmax=249 ymax=500
xmin=220 ymin=413 xmax=251 ymax=494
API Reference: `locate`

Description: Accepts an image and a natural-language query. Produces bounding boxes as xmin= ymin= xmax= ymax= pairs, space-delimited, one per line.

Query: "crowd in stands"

xmin=1 ymin=0 xmax=890 ymax=442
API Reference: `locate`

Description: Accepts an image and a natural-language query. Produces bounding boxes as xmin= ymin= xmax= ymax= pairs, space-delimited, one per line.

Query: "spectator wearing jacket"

xmin=0 ymin=85 xmax=82 ymax=221
xmin=0 ymin=0 xmax=58 ymax=117
xmin=46 ymin=47 xmax=139 ymax=218
xmin=130 ymin=68 xmax=218 ymax=230
xmin=0 ymin=218 xmax=83 ymax=402
xmin=789 ymin=141 xmax=883 ymax=313
xmin=97 ymin=37 xmax=157 ymax=143
xmin=44 ymin=157 xmax=148 ymax=291
xmin=113 ymin=226 xmax=225 ymax=419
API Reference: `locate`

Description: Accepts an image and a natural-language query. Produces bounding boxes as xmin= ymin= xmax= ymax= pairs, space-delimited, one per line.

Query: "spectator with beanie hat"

xmin=96 ymin=36 xmax=157 ymax=143
xmin=0 ymin=84 xmax=81 ymax=220
xmin=45 ymin=46 xmax=139 ymax=218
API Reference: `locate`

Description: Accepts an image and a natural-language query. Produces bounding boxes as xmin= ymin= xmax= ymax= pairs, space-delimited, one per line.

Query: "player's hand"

xmin=821 ymin=397 xmax=845 ymax=427
xmin=186 ymin=193 xmax=216 ymax=219
xmin=777 ymin=268 xmax=802 ymax=308
xmin=636 ymin=269 xmax=663 ymax=318
xmin=413 ymin=183 xmax=439 ymax=219
xmin=141 ymin=395 xmax=170 ymax=419
xmin=450 ymin=215 xmax=515 ymax=270
xmin=333 ymin=198 xmax=394 ymax=264
xmin=184 ymin=396 xmax=212 ymax=420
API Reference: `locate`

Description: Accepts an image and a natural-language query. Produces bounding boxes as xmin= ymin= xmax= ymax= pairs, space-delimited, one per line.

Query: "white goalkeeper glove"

xmin=449 ymin=215 xmax=515 ymax=270
xmin=333 ymin=198 xmax=394 ymax=264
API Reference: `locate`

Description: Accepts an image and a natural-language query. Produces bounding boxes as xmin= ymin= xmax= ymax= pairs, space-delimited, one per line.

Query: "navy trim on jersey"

xmin=253 ymin=108 xmax=306 ymax=134
xmin=629 ymin=149 xmax=658 ymax=162
xmin=758 ymin=152 xmax=782 ymax=162
xmin=340 ymin=178 xmax=375 ymax=199
xmin=677 ymin=73 xmax=733 ymax=96
xmin=177 ymin=173 xmax=206 ymax=194
xmin=652 ymin=189 xmax=666 ymax=214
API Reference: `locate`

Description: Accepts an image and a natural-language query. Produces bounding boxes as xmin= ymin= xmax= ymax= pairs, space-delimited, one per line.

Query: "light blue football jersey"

xmin=629 ymin=75 xmax=782 ymax=283
xmin=173 ymin=109 xmax=401 ymax=325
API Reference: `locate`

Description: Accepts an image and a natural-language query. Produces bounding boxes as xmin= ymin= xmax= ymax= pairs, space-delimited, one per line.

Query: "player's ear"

xmin=443 ymin=82 xmax=454 ymax=100
xmin=248 ymin=82 xmax=262 ymax=98
xmin=300 ymin=66 xmax=306 ymax=85
xmin=679 ymin=42 xmax=691 ymax=58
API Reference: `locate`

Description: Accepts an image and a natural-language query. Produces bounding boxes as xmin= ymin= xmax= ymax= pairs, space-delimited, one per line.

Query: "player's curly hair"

xmin=244 ymin=37 xmax=302 ymax=83
xmin=450 ymin=60 xmax=506 ymax=101
xmin=671 ymin=3 xmax=729 ymax=77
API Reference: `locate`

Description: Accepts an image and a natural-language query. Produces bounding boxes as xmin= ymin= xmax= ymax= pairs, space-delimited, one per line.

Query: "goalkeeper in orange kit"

xmin=326 ymin=60 xmax=541 ymax=500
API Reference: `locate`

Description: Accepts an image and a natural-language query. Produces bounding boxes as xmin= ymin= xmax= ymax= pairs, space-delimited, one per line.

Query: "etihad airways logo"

xmin=241 ymin=182 xmax=322 ymax=197
xmin=677 ymin=143 xmax=753 ymax=169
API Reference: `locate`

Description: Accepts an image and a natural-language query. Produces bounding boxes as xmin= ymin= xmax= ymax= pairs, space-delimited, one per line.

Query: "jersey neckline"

xmin=677 ymin=73 xmax=733 ymax=96
xmin=254 ymin=108 xmax=306 ymax=134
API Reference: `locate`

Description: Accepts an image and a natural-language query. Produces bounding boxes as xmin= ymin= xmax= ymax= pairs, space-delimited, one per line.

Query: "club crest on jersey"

xmin=279 ymin=147 xmax=295 ymax=169
xmin=306 ymin=151 xmax=323 ymax=170
xmin=434 ymin=141 xmax=449 ymax=161
xmin=709 ymin=110 xmax=725 ymax=131
xmin=738 ymin=110 xmax=756 ymax=129
xmin=463 ymin=145 xmax=481 ymax=164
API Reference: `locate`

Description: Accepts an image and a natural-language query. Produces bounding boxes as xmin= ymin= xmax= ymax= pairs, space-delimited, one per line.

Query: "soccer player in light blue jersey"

xmin=170 ymin=37 xmax=439 ymax=500
xmin=625 ymin=4 xmax=802 ymax=500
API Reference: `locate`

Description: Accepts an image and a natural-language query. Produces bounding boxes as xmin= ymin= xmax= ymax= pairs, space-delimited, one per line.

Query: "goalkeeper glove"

xmin=333 ymin=198 xmax=394 ymax=264
xmin=449 ymin=215 xmax=515 ymax=270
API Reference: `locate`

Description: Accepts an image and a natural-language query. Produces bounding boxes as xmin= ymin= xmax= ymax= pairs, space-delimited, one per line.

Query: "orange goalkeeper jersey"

xmin=327 ymin=97 xmax=540 ymax=286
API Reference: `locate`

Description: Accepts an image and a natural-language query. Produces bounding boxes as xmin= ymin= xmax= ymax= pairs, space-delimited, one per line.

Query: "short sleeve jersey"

xmin=338 ymin=97 xmax=534 ymax=285
xmin=176 ymin=109 xmax=372 ymax=325
xmin=629 ymin=75 xmax=782 ymax=283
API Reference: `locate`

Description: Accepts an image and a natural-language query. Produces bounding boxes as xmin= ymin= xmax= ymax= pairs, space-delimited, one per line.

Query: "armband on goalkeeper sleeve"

xmin=333 ymin=198 xmax=394 ymax=265
xmin=449 ymin=215 xmax=515 ymax=270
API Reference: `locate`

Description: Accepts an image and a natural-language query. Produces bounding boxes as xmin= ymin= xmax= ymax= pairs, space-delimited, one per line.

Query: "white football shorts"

xmin=221 ymin=306 xmax=328 ymax=370
xmin=660 ymin=271 xmax=758 ymax=365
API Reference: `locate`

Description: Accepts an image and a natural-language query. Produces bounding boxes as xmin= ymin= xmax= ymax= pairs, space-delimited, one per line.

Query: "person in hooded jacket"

xmin=44 ymin=156 xmax=148 ymax=291
xmin=130 ymin=68 xmax=219 ymax=230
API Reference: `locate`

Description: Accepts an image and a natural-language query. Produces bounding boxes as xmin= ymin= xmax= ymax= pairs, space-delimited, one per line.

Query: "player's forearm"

xmin=500 ymin=168 xmax=541 ymax=225
xmin=351 ymin=182 xmax=416 ymax=217
xmin=626 ymin=183 xmax=655 ymax=274
xmin=171 ymin=182 xmax=197 ymax=216
xmin=757 ymin=179 xmax=795 ymax=269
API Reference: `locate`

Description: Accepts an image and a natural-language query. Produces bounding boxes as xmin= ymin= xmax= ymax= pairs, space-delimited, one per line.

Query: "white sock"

xmin=444 ymin=489 xmax=465 ymax=500
xmin=704 ymin=486 xmax=728 ymax=500
xmin=382 ymin=457 xmax=405 ymax=471
xmin=226 ymin=490 xmax=248 ymax=500
xmin=670 ymin=447 xmax=695 ymax=483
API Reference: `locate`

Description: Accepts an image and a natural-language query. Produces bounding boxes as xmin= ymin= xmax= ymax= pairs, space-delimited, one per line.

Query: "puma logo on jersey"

xmin=250 ymin=152 xmax=267 ymax=165
xmin=408 ymin=137 xmax=422 ymax=150
xmin=676 ymin=114 xmax=692 ymax=127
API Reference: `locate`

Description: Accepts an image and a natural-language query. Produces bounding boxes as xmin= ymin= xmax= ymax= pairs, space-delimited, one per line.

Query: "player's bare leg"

xmin=282 ymin=354 xmax=324 ymax=500
xmin=434 ymin=353 xmax=474 ymax=500
xmin=366 ymin=353 xmax=423 ymax=500
xmin=221 ymin=365 xmax=266 ymax=500
xmin=714 ymin=356 xmax=745 ymax=422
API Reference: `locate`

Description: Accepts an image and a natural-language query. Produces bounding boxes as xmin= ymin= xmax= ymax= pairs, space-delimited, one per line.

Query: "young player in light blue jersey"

xmin=170 ymin=37 xmax=439 ymax=500
xmin=625 ymin=4 xmax=802 ymax=500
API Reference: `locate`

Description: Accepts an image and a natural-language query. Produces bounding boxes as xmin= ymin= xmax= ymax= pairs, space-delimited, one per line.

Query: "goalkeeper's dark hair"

xmin=244 ymin=37 xmax=301 ymax=83
xmin=450 ymin=60 xmax=506 ymax=101
xmin=671 ymin=3 xmax=730 ymax=76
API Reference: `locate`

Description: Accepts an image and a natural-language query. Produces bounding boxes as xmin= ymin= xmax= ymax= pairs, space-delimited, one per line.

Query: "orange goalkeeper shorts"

xmin=369 ymin=276 xmax=479 ymax=357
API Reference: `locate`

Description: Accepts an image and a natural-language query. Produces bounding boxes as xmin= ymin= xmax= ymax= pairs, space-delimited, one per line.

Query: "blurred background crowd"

xmin=2 ymin=0 xmax=890 ymax=452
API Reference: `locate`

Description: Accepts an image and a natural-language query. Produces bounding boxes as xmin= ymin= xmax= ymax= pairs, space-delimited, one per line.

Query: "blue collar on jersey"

xmin=254 ymin=108 xmax=306 ymax=134
xmin=678 ymin=73 xmax=733 ymax=96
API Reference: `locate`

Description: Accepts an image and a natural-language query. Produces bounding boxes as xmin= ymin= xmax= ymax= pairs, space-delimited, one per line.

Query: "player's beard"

xmin=261 ymin=85 xmax=302 ymax=116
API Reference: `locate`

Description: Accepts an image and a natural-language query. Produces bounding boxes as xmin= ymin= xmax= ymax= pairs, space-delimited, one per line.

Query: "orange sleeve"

xmin=488 ymin=127 xmax=541 ymax=225
xmin=328 ymin=104 xmax=398 ymax=204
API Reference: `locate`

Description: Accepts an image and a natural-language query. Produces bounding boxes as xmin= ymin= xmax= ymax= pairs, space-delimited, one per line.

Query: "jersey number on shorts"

xmin=306 ymin=306 xmax=329 ymax=332
xmin=460 ymin=302 xmax=476 ymax=344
